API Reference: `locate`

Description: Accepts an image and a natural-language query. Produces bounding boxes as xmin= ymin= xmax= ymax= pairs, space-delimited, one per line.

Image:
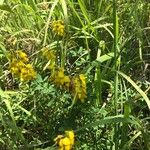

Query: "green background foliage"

xmin=0 ymin=0 xmax=150 ymax=149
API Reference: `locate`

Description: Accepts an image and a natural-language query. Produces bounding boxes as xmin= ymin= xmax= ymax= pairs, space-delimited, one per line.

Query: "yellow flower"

xmin=9 ymin=59 xmax=25 ymax=76
xmin=54 ymin=135 xmax=64 ymax=147
xmin=17 ymin=61 xmax=25 ymax=68
xmin=72 ymin=74 xmax=87 ymax=102
xmin=57 ymin=68 xmax=65 ymax=78
xmin=61 ymin=137 xmax=71 ymax=146
xmin=10 ymin=67 xmax=19 ymax=75
xmin=20 ymin=64 xmax=36 ymax=81
xmin=16 ymin=50 xmax=29 ymax=62
xmin=20 ymin=68 xmax=28 ymax=81
xmin=52 ymin=68 xmax=70 ymax=89
xmin=54 ymin=68 xmax=65 ymax=86
xmin=65 ymin=130 xmax=75 ymax=145
xmin=9 ymin=51 xmax=36 ymax=82
xmin=63 ymin=76 xmax=71 ymax=90
xmin=54 ymin=130 xmax=75 ymax=150
xmin=52 ymin=20 xmax=65 ymax=36
xmin=79 ymin=74 xmax=86 ymax=87
xmin=64 ymin=145 xmax=71 ymax=150
xmin=58 ymin=137 xmax=72 ymax=150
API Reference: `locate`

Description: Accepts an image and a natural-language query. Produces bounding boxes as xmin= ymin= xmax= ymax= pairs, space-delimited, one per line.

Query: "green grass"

xmin=0 ymin=0 xmax=150 ymax=149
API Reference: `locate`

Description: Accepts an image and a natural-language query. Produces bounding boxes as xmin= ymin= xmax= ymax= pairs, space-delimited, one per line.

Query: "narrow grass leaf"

xmin=118 ymin=71 xmax=150 ymax=110
xmin=60 ymin=0 xmax=68 ymax=23
xmin=17 ymin=105 xmax=31 ymax=116
xmin=76 ymin=115 xmax=140 ymax=132
xmin=43 ymin=0 xmax=59 ymax=46
xmin=77 ymin=0 xmax=90 ymax=24
xmin=123 ymin=131 xmax=141 ymax=150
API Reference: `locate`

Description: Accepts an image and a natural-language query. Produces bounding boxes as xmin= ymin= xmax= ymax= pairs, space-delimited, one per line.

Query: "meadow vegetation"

xmin=0 ymin=0 xmax=150 ymax=149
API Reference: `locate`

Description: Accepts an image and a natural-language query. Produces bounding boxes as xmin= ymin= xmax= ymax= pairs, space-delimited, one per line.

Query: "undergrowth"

xmin=0 ymin=0 xmax=150 ymax=150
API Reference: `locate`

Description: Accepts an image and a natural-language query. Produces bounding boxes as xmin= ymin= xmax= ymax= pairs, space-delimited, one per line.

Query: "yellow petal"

xmin=65 ymin=131 xmax=74 ymax=145
xmin=64 ymin=76 xmax=70 ymax=83
xmin=62 ymin=137 xmax=71 ymax=146
xmin=64 ymin=145 xmax=71 ymax=150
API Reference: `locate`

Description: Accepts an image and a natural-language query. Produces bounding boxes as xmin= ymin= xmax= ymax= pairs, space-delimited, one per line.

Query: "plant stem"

xmin=113 ymin=0 xmax=119 ymax=149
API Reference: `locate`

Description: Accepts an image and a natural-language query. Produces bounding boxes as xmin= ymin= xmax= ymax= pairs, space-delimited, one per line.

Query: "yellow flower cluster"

xmin=54 ymin=130 xmax=75 ymax=150
xmin=51 ymin=67 xmax=70 ymax=90
xmin=50 ymin=67 xmax=87 ymax=102
xmin=41 ymin=47 xmax=87 ymax=102
xmin=42 ymin=48 xmax=56 ymax=69
xmin=52 ymin=20 xmax=65 ymax=36
xmin=9 ymin=50 xmax=36 ymax=82
xmin=16 ymin=50 xmax=29 ymax=62
xmin=72 ymin=74 xmax=87 ymax=103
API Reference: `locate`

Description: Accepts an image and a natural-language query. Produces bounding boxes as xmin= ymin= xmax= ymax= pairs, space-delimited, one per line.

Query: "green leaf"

xmin=76 ymin=115 xmax=141 ymax=132
xmin=78 ymin=0 xmax=90 ymax=24
xmin=96 ymin=52 xmax=114 ymax=63
xmin=60 ymin=0 xmax=68 ymax=23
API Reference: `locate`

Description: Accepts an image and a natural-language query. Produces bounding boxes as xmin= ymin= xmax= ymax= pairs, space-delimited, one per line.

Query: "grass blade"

xmin=118 ymin=71 xmax=150 ymax=110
